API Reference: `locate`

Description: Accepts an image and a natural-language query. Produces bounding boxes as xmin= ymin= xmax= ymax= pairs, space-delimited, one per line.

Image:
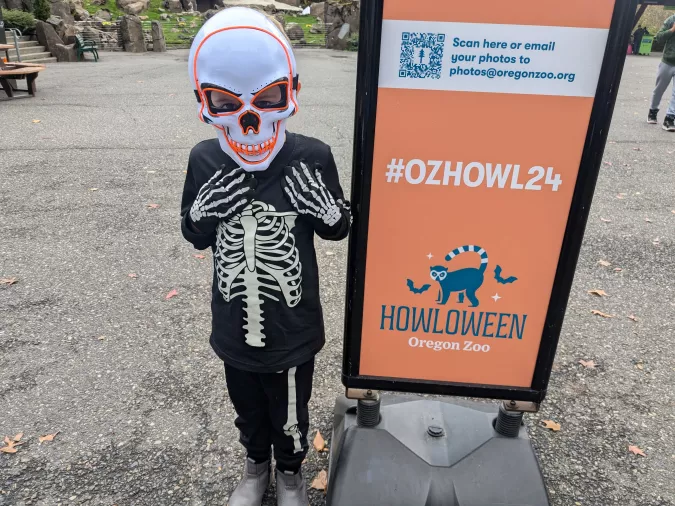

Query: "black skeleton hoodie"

xmin=180 ymin=132 xmax=350 ymax=372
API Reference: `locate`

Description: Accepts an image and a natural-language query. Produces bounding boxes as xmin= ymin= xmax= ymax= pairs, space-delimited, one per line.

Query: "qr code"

xmin=399 ymin=32 xmax=446 ymax=79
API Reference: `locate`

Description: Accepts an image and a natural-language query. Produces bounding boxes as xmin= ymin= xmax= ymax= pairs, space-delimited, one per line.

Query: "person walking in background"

xmin=633 ymin=25 xmax=646 ymax=54
xmin=648 ymin=15 xmax=675 ymax=130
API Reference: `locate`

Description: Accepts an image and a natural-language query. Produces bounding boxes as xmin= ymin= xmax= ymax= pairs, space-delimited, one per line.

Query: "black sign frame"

xmin=342 ymin=0 xmax=638 ymax=403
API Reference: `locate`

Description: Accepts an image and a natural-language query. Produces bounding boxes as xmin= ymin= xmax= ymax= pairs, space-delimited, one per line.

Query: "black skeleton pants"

xmin=224 ymin=358 xmax=314 ymax=473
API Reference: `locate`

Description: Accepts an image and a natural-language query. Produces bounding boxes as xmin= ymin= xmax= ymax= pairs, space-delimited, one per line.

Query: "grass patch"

xmin=83 ymin=0 xmax=123 ymax=18
xmin=283 ymin=14 xmax=325 ymax=46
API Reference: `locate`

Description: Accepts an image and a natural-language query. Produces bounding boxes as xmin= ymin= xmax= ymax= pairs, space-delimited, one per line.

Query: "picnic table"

xmin=0 ymin=62 xmax=46 ymax=100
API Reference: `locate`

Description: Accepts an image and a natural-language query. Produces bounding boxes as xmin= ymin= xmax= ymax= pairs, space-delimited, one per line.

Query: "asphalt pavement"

xmin=0 ymin=49 xmax=674 ymax=506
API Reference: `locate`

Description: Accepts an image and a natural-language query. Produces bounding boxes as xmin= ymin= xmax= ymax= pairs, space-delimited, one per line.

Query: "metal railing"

xmin=7 ymin=27 xmax=21 ymax=62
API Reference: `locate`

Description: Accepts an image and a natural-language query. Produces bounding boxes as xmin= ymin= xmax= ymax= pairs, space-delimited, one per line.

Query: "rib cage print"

xmin=215 ymin=200 xmax=302 ymax=348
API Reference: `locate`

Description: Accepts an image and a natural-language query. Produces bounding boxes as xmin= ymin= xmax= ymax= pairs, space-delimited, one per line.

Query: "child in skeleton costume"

xmin=181 ymin=8 xmax=350 ymax=506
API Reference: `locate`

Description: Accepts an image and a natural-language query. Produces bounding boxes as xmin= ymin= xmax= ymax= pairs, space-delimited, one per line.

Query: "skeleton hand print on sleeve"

xmin=281 ymin=160 xmax=349 ymax=227
xmin=189 ymin=167 xmax=257 ymax=231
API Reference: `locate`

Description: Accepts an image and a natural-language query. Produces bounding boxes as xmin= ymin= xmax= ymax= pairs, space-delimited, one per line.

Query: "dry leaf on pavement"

xmin=193 ymin=254 xmax=206 ymax=260
xmin=165 ymin=289 xmax=179 ymax=300
xmin=591 ymin=310 xmax=613 ymax=318
xmin=627 ymin=315 xmax=639 ymax=322
xmin=313 ymin=431 xmax=326 ymax=452
xmin=32 ymin=119 xmax=41 ymax=124
xmin=0 ymin=278 xmax=18 ymax=285
xmin=614 ymin=267 xmax=623 ymax=272
xmin=579 ymin=360 xmax=596 ymax=369
xmin=598 ymin=260 xmax=611 ymax=267
xmin=38 ymin=433 xmax=58 ymax=444
xmin=604 ymin=161 xmax=612 ymax=166
xmin=628 ymin=445 xmax=646 ymax=457
xmin=645 ymin=218 xmax=652 ymax=223
xmin=541 ymin=420 xmax=561 ymax=432
xmin=310 ymin=469 xmax=328 ymax=491
xmin=128 ymin=273 xmax=138 ymax=278
xmin=89 ymin=188 xmax=99 ymax=192
xmin=588 ymin=289 xmax=608 ymax=297
xmin=600 ymin=218 xmax=612 ymax=223
xmin=13 ymin=433 xmax=23 ymax=442
xmin=146 ymin=203 xmax=160 ymax=209
xmin=1 ymin=435 xmax=25 ymax=454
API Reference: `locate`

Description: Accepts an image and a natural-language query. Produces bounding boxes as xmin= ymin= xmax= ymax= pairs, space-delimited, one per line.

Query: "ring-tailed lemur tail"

xmin=445 ymin=245 xmax=489 ymax=273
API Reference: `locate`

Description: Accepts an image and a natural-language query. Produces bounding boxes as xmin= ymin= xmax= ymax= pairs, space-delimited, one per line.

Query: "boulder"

xmin=116 ymin=0 xmax=149 ymax=15
xmin=95 ymin=9 xmax=112 ymax=20
xmin=82 ymin=25 xmax=103 ymax=42
xmin=326 ymin=22 xmax=350 ymax=50
xmin=61 ymin=23 xmax=83 ymax=44
xmin=120 ymin=14 xmax=146 ymax=52
xmin=35 ymin=20 xmax=64 ymax=56
xmin=203 ymin=8 xmax=219 ymax=20
xmin=179 ymin=0 xmax=195 ymax=12
xmin=309 ymin=21 xmax=324 ymax=34
xmin=90 ymin=0 xmax=106 ymax=4
xmin=166 ymin=0 xmax=181 ymax=12
xmin=49 ymin=0 xmax=74 ymax=22
xmin=151 ymin=20 xmax=166 ymax=52
xmin=138 ymin=15 xmax=148 ymax=19
xmin=73 ymin=6 xmax=90 ymax=20
xmin=159 ymin=13 xmax=169 ymax=20
xmin=53 ymin=42 xmax=78 ymax=61
xmin=284 ymin=22 xmax=304 ymax=41
xmin=309 ymin=1 xmax=325 ymax=19
xmin=276 ymin=0 xmax=300 ymax=5
xmin=4 ymin=0 xmax=23 ymax=10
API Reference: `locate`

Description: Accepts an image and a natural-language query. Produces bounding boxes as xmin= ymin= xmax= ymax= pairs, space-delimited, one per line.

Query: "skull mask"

xmin=189 ymin=8 xmax=299 ymax=172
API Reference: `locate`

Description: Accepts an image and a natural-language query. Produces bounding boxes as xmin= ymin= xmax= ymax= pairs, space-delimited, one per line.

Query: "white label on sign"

xmin=379 ymin=20 xmax=609 ymax=98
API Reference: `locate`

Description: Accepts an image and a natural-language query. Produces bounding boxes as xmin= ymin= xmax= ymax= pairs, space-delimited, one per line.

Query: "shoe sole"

xmin=662 ymin=125 xmax=675 ymax=131
xmin=648 ymin=119 xmax=657 ymax=124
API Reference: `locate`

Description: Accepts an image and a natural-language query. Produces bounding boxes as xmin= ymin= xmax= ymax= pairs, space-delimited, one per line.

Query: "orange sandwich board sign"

xmin=343 ymin=0 xmax=636 ymax=402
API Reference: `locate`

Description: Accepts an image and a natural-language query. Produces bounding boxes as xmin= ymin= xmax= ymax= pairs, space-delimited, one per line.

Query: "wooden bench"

xmin=75 ymin=34 xmax=99 ymax=62
xmin=0 ymin=62 xmax=46 ymax=100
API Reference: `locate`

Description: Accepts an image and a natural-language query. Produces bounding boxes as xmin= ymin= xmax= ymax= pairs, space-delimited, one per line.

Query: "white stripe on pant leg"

xmin=283 ymin=367 xmax=303 ymax=454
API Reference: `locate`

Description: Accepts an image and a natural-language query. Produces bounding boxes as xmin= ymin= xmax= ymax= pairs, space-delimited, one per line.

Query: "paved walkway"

xmin=0 ymin=50 xmax=673 ymax=505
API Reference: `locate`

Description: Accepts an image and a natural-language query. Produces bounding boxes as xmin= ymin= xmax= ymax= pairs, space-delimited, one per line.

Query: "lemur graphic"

xmin=430 ymin=245 xmax=488 ymax=308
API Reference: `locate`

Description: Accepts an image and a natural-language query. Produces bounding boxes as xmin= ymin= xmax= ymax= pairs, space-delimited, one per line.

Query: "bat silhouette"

xmin=407 ymin=279 xmax=431 ymax=294
xmin=494 ymin=265 xmax=518 ymax=285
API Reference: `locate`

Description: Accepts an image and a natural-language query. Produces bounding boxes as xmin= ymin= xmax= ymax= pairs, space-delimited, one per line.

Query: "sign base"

xmin=327 ymin=395 xmax=550 ymax=506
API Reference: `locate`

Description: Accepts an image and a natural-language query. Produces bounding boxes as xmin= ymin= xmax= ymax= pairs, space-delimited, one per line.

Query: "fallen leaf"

xmin=0 ymin=278 xmax=18 ymax=285
xmin=169 ymin=93 xmax=175 ymax=97
xmin=672 ymin=210 xmax=675 ymax=214
xmin=89 ymin=188 xmax=99 ymax=192
xmin=588 ymin=289 xmax=608 ymax=297
xmin=579 ymin=359 xmax=596 ymax=369
xmin=614 ymin=267 xmax=623 ymax=272
xmin=600 ymin=218 xmax=612 ymax=223
xmin=32 ymin=119 xmax=41 ymax=123
xmin=147 ymin=170 xmax=156 ymax=174
xmin=633 ymin=147 xmax=641 ymax=151
xmin=97 ymin=335 xmax=106 ymax=341
xmin=653 ymin=237 xmax=660 ymax=245
xmin=604 ymin=161 xmax=613 ymax=166
xmin=137 ymin=80 xmax=144 ymax=83
xmin=0 ymin=446 xmax=18 ymax=454
xmin=310 ymin=469 xmax=328 ymax=491
xmin=608 ymin=140 xmax=616 ymax=144
xmin=165 ymin=289 xmax=179 ymax=300
xmin=128 ymin=273 xmax=138 ymax=278
xmin=598 ymin=260 xmax=611 ymax=267
xmin=616 ymin=193 xmax=626 ymax=199
xmin=146 ymin=203 xmax=160 ymax=209
xmin=645 ymin=218 xmax=652 ymax=223
xmin=13 ymin=433 xmax=23 ymax=442
xmin=193 ymin=254 xmax=206 ymax=260
xmin=629 ymin=445 xmax=646 ymax=457
xmin=542 ymin=420 xmax=561 ymax=431
xmin=636 ymin=362 xmax=644 ymax=370
xmin=627 ymin=315 xmax=639 ymax=322
xmin=183 ymin=170 xmax=188 ymax=174
xmin=591 ymin=310 xmax=613 ymax=318
xmin=313 ymin=431 xmax=326 ymax=452
xmin=39 ymin=433 xmax=58 ymax=443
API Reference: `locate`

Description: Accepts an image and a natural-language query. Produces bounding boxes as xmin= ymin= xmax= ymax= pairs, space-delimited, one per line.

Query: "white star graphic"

xmin=492 ymin=293 xmax=501 ymax=302
xmin=427 ymin=253 xmax=433 ymax=260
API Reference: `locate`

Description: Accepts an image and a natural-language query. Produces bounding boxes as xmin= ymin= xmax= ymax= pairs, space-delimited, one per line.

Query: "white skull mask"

xmin=188 ymin=8 xmax=299 ymax=172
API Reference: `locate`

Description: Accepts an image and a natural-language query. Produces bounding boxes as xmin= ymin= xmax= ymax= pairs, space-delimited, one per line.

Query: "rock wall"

xmin=324 ymin=0 xmax=358 ymax=50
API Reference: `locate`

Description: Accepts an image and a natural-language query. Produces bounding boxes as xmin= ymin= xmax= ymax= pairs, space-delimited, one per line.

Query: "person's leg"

xmin=261 ymin=359 xmax=314 ymax=505
xmin=650 ymin=62 xmax=675 ymax=120
xmin=225 ymin=364 xmax=273 ymax=506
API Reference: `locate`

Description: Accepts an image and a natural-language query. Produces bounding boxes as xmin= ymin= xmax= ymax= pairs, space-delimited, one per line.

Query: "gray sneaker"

xmin=227 ymin=458 xmax=270 ymax=506
xmin=276 ymin=469 xmax=309 ymax=506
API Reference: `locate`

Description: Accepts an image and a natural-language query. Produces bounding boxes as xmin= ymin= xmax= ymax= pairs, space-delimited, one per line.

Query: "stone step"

xmin=8 ymin=51 xmax=53 ymax=62
xmin=20 ymin=56 xmax=57 ymax=64
xmin=7 ymin=45 xmax=48 ymax=57
xmin=4 ymin=33 xmax=32 ymax=42
xmin=17 ymin=41 xmax=40 ymax=48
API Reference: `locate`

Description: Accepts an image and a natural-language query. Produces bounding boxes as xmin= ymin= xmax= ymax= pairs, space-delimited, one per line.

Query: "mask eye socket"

xmin=204 ymin=88 xmax=244 ymax=115
xmin=252 ymin=82 xmax=288 ymax=110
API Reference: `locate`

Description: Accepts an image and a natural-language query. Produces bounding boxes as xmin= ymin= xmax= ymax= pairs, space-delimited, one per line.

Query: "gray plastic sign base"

xmin=327 ymin=395 xmax=550 ymax=506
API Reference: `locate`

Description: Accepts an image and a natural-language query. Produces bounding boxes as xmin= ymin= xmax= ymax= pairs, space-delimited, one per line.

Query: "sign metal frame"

xmin=342 ymin=0 xmax=638 ymax=403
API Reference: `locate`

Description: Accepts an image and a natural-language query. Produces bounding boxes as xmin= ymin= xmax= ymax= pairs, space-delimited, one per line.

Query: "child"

xmin=181 ymin=7 xmax=350 ymax=506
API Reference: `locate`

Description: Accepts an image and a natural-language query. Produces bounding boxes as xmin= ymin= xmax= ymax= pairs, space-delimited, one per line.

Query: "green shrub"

xmin=33 ymin=0 xmax=51 ymax=22
xmin=3 ymin=9 xmax=36 ymax=32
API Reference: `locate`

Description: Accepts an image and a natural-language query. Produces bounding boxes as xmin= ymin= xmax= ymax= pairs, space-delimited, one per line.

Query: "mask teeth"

xmin=226 ymin=131 xmax=276 ymax=156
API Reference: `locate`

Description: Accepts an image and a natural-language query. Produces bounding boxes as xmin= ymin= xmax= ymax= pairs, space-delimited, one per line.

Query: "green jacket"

xmin=655 ymin=15 xmax=675 ymax=66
